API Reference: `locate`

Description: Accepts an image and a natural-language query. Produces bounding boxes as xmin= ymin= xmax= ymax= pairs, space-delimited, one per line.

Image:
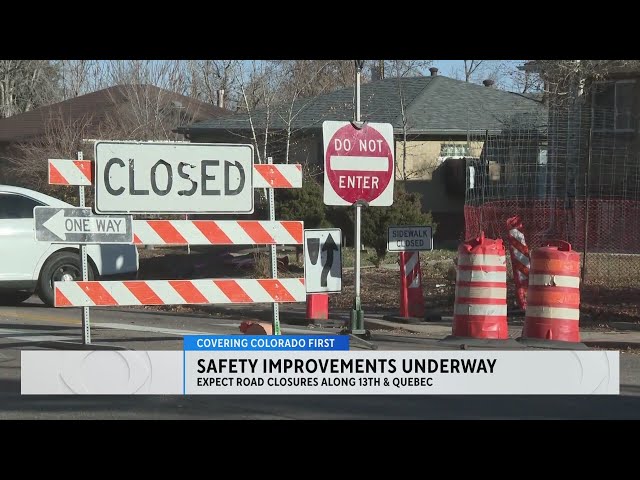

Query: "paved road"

xmin=1 ymin=298 xmax=640 ymax=419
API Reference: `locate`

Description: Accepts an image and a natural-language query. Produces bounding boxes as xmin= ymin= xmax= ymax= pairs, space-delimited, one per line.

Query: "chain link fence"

xmin=464 ymin=103 xmax=640 ymax=289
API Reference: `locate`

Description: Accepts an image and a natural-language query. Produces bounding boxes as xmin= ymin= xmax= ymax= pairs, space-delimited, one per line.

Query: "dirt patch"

xmin=580 ymin=286 xmax=640 ymax=327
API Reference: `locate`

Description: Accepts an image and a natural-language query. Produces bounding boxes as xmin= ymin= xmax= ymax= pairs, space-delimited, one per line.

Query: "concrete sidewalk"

xmin=364 ymin=315 xmax=640 ymax=350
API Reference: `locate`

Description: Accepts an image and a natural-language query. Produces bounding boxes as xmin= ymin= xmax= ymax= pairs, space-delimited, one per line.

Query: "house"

xmin=0 ymin=84 xmax=229 ymax=185
xmin=177 ymin=67 xmax=546 ymax=244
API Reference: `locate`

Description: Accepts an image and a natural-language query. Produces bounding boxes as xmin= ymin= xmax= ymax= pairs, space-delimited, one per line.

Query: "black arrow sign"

xmin=321 ymin=233 xmax=338 ymax=287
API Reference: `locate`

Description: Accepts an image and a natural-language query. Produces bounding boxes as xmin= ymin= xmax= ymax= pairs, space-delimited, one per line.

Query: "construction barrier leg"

xmin=506 ymin=215 xmax=530 ymax=312
xmin=399 ymin=252 xmax=410 ymax=318
xmin=383 ymin=251 xmax=425 ymax=323
xmin=306 ymin=293 xmax=329 ymax=323
xmin=405 ymin=252 xmax=425 ymax=318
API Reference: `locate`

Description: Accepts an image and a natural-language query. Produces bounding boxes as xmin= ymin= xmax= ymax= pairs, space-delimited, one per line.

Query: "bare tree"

xmin=483 ymin=60 xmax=542 ymax=94
xmin=91 ymin=61 xmax=206 ymax=141
xmin=533 ymin=60 xmax=640 ymax=103
xmin=379 ymin=60 xmax=432 ymax=78
xmin=0 ymin=60 xmax=61 ymax=118
xmin=186 ymin=60 xmax=241 ymax=109
xmin=396 ymin=75 xmax=409 ymax=181
xmin=58 ymin=60 xmax=106 ymax=99
xmin=275 ymin=61 xmax=357 ymax=164
xmin=234 ymin=61 xmax=289 ymax=164
xmin=101 ymin=60 xmax=191 ymax=95
xmin=6 ymin=111 xmax=95 ymax=202
xmin=272 ymin=60 xmax=355 ymax=101
xmin=463 ymin=60 xmax=487 ymax=82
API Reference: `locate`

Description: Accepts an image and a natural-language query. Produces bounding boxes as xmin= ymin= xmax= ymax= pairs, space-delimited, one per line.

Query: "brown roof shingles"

xmin=0 ymin=84 xmax=229 ymax=144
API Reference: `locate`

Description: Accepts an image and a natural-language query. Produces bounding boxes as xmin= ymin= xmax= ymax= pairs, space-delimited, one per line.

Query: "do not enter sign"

xmin=323 ymin=121 xmax=395 ymax=206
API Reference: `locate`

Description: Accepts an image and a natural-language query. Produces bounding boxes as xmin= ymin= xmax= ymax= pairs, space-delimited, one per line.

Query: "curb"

xmin=382 ymin=311 xmax=451 ymax=324
xmin=515 ymin=338 xmax=590 ymax=350
xmin=363 ymin=318 xmax=415 ymax=332
xmin=610 ymin=322 xmax=640 ymax=332
xmin=583 ymin=340 xmax=640 ymax=350
xmin=308 ymin=319 xmax=347 ymax=329
xmin=439 ymin=336 xmax=525 ymax=349
xmin=382 ymin=315 xmax=424 ymax=325
xmin=36 ymin=341 xmax=129 ymax=351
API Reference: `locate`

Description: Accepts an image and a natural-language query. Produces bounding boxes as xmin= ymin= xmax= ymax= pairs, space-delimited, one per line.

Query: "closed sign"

xmin=94 ymin=141 xmax=254 ymax=214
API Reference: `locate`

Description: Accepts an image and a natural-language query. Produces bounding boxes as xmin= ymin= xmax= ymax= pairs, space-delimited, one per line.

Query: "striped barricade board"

xmin=132 ymin=220 xmax=303 ymax=246
xmin=55 ymin=278 xmax=306 ymax=307
xmin=48 ymin=159 xmax=94 ymax=186
xmin=48 ymin=159 xmax=302 ymax=189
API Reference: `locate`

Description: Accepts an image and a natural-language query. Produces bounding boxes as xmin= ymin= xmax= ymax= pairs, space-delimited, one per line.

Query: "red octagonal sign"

xmin=323 ymin=121 xmax=395 ymax=206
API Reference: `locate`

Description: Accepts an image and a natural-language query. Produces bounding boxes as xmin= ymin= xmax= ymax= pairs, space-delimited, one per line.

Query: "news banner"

xmin=20 ymin=335 xmax=619 ymax=395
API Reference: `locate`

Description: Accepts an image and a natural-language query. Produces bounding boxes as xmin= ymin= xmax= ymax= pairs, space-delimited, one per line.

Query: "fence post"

xmin=582 ymin=127 xmax=592 ymax=286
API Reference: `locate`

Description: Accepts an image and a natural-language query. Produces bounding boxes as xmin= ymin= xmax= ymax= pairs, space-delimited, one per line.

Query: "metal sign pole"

xmin=77 ymin=150 xmax=91 ymax=344
xmin=348 ymin=59 xmax=372 ymax=344
xmin=268 ymin=156 xmax=281 ymax=335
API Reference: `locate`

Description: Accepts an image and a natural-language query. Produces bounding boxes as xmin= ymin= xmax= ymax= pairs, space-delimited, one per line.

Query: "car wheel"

xmin=37 ymin=252 xmax=95 ymax=307
xmin=0 ymin=291 xmax=33 ymax=306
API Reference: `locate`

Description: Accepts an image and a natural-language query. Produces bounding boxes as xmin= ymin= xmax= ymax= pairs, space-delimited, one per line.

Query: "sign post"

xmin=353 ymin=60 xmax=364 ymax=338
xmin=322 ymin=61 xmax=395 ymax=344
xmin=386 ymin=225 xmax=433 ymax=320
xmin=77 ymin=151 xmax=91 ymax=345
xmin=267 ymin=157 xmax=281 ymax=336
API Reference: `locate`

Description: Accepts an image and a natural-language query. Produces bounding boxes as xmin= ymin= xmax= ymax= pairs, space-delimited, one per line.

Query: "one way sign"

xmin=303 ymin=228 xmax=342 ymax=294
xmin=34 ymin=207 xmax=133 ymax=244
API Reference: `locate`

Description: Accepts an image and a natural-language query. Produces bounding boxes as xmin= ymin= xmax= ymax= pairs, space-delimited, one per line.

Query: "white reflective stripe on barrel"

xmin=529 ymin=274 xmax=580 ymax=288
xmin=455 ymin=286 xmax=507 ymax=299
xmin=456 ymin=269 xmax=507 ymax=283
xmin=457 ymin=253 xmax=506 ymax=267
xmin=525 ymin=306 xmax=580 ymax=320
xmin=453 ymin=304 xmax=508 ymax=316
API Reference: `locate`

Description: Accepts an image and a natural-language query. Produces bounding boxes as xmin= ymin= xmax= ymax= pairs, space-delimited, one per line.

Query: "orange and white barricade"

xmin=506 ymin=215 xmax=530 ymax=310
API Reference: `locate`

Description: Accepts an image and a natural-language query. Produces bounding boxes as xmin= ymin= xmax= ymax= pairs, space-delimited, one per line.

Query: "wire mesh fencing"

xmin=464 ymin=102 xmax=640 ymax=289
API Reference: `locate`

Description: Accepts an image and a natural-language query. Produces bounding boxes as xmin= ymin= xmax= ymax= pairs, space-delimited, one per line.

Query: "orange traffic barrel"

xmin=521 ymin=241 xmax=581 ymax=343
xmin=452 ymin=232 xmax=508 ymax=339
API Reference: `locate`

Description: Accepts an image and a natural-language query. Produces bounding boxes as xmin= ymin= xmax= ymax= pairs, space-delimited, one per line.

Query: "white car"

xmin=0 ymin=185 xmax=139 ymax=306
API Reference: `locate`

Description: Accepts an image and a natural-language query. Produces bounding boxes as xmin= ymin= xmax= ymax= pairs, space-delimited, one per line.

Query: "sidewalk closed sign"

xmin=387 ymin=226 xmax=433 ymax=252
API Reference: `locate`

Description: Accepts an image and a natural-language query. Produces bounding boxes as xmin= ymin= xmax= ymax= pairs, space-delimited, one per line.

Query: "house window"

xmin=592 ymin=80 xmax=635 ymax=132
xmin=440 ymin=143 xmax=469 ymax=157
